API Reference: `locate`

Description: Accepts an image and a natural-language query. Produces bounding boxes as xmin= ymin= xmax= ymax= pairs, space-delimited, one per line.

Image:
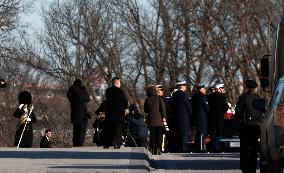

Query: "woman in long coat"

xmin=14 ymin=91 xmax=37 ymax=148
xmin=144 ymin=85 xmax=166 ymax=155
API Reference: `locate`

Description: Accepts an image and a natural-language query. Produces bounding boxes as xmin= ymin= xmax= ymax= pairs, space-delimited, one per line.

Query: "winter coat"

xmin=171 ymin=90 xmax=193 ymax=135
xmin=207 ymin=92 xmax=228 ymax=136
xmin=105 ymin=86 xmax=128 ymax=123
xmin=125 ymin=115 xmax=148 ymax=138
xmin=144 ymin=96 xmax=166 ymax=127
xmin=192 ymin=91 xmax=210 ymax=134
xmin=67 ymin=83 xmax=90 ymax=123
xmin=40 ymin=136 xmax=52 ymax=148
xmin=235 ymin=92 xmax=263 ymax=125
xmin=14 ymin=107 xmax=37 ymax=148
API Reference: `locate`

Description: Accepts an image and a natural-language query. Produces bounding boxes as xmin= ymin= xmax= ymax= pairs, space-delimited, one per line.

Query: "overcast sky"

xmin=21 ymin=0 xmax=48 ymax=33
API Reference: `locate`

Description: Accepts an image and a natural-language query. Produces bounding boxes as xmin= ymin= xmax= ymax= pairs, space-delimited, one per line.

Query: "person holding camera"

xmin=124 ymin=104 xmax=148 ymax=147
xmin=40 ymin=129 xmax=53 ymax=148
xmin=67 ymin=79 xmax=90 ymax=147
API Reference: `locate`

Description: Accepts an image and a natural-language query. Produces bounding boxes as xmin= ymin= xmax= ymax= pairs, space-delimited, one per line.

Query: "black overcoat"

xmin=105 ymin=86 xmax=128 ymax=123
xmin=207 ymin=92 xmax=228 ymax=136
xmin=171 ymin=90 xmax=193 ymax=135
xmin=67 ymin=84 xmax=90 ymax=123
xmin=40 ymin=136 xmax=52 ymax=148
xmin=192 ymin=91 xmax=210 ymax=134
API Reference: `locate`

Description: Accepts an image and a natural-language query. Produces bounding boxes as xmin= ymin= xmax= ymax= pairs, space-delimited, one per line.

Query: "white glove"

xmin=27 ymin=118 xmax=31 ymax=122
xmin=19 ymin=104 xmax=24 ymax=109
xmin=23 ymin=108 xmax=28 ymax=113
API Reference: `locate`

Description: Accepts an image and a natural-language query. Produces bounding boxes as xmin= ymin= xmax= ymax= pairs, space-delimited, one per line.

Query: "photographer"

xmin=124 ymin=104 xmax=148 ymax=147
xmin=93 ymin=100 xmax=106 ymax=146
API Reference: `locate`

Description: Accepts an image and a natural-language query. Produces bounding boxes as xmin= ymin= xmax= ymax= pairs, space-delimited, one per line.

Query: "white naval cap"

xmin=175 ymin=81 xmax=187 ymax=86
xmin=214 ymin=83 xmax=224 ymax=88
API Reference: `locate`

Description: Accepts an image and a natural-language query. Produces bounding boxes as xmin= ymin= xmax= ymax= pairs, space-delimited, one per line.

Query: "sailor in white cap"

xmin=214 ymin=83 xmax=225 ymax=94
xmin=176 ymin=81 xmax=187 ymax=86
xmin=176 ymin=81 xmax=187 ymax=92
xmin=171 ymin=80 xmax=193 ymax=152
xmin=207 ymin=83 xmax=228 ymax=152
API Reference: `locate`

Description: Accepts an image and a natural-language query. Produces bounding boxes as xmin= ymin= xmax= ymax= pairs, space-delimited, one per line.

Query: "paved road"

xmin=0 ymin=147 xmax=150 ymax=173
xmin=150 ymin=152 xmax=260 ymax=173
xmin=0 ymin=147 xmax=260 ymax=173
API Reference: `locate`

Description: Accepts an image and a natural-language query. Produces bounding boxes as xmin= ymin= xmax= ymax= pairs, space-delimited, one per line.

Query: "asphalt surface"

xmin=0 ymin=147 xmax=150 ymax=173
xmin=0 ymin=147 xmax=259 ymax=173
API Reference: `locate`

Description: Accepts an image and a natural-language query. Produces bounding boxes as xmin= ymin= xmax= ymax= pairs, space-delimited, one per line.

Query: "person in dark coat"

xmin=14 ymin=91 xmax=37 ymax=148
xmin=124 ymin=104 xmax=148 ymax=147
xmin=207 ymin=83 xmax=229 ymax=151
xmin=144 ymin=85 xmax=166 ymax=155
xmin=40 ymin=129 xmax=52 ymax=148
xmin=170 ymin=81 xmax=193 ymax=153
xmin=104 ymin=77 xmax=128 ymax=149
xmin=235 ymin=80 xmax=264 ymax=173
xmin=67 ymin=79 xmax=90 ymax=147
xmin=93 ymin=100 xmax=106 ymax=146
xmin=192 ymin=84 xmax=210 ymax=152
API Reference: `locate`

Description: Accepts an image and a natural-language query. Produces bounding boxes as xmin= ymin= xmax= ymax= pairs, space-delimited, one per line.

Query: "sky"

xmin=20 ymin=0 xmax=48 ymax=33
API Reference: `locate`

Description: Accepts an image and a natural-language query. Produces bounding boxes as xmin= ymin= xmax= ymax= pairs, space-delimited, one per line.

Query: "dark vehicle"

xmin=260 ymin=78 xmax=284 ymax=172
xmin=259 ymin=17 xmax=284 ymax=173
xmin=220 ymin=104 xmax=240 ymax=151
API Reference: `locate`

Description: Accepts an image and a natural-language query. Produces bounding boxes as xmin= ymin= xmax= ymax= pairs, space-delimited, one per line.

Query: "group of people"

xmin=87 ymin=78 xmax=230 ymax=154
xmin=11 ymin=76 xmax=263 ymax=173
xmin=157 ymin=81 xmax=229 ymax=153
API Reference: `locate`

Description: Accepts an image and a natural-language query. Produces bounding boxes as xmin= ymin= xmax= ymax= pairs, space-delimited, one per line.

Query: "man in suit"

xmin=67 ymin=79 xmax=90 ymax=147
xmin=104 ymin=77 xmax=128 ymax=149
xmin=40 ymin=129 xmax=52 ymax=148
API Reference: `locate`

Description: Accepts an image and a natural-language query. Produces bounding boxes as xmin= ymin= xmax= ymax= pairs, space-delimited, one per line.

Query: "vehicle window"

xmin=270 ymin=82 xmax=284 ymax=109
xmin=275 ymin=82 xmax=284 ymax=128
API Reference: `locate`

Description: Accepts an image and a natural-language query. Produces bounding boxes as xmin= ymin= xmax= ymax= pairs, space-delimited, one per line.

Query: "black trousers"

xmin=104 ymin=120 xmax=123 ymax=147
xmin=150 ymin=126 xmax=163 ymax=154
xmin=240 ymin=124 xmax=260 ymax=173
xmin=73 ymin=121 xmax=87 ymax=147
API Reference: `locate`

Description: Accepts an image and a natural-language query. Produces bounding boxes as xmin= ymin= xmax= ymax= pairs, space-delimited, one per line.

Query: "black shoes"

xmin=114 ymin=145 xmax=120 ymax=149
xmin=156 ymin=149 xmax=162 ymax=155
xmin=151 ymin=148 xmax=162 ymax=155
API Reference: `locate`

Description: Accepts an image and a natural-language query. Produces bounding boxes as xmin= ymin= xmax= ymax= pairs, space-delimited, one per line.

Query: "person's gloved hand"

xmin=27 ymin=118 xmax=31 ymax=122
xmin=24 ymin=107 xmax=28 ymax=113
xmin=19 ymin=104 xmax=24 ymax=109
